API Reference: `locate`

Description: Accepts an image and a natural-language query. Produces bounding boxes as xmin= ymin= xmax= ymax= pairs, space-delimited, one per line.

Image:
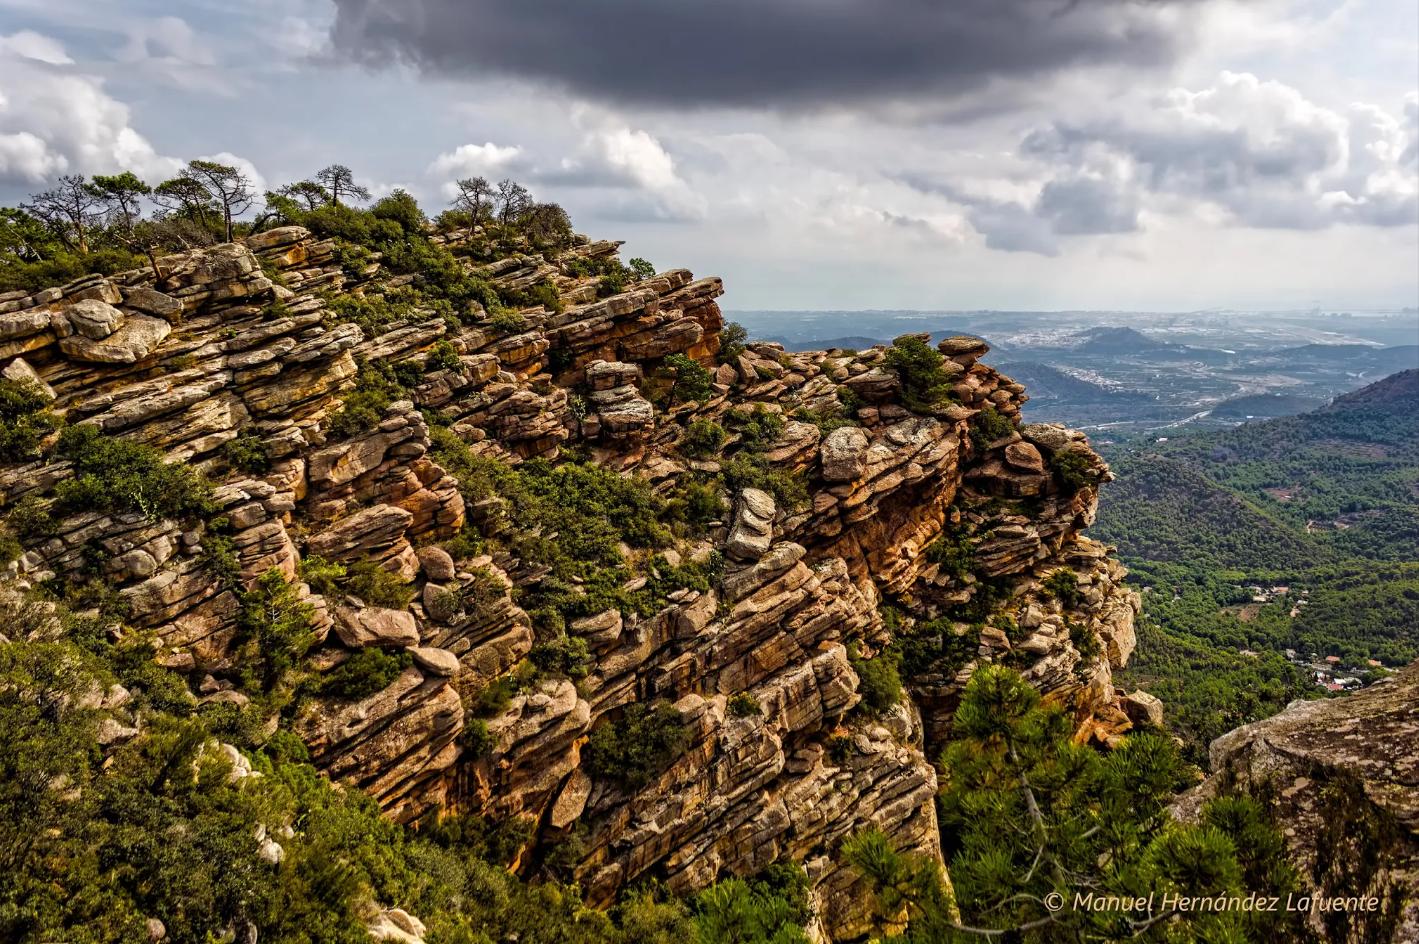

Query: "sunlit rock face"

xmin=0 ymin=226 xmax=1137 ymax=941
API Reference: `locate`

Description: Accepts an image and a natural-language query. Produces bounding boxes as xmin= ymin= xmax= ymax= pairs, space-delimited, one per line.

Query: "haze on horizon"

xmin=0 ymin=0 xmax=1415 ymax=313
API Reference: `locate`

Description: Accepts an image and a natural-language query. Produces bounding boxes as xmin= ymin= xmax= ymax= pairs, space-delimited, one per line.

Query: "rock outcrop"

xmin=1175 ymin=664 xmax=1419 ymax=944
xmin=0 ymin=225 xmax=1139 ymax=940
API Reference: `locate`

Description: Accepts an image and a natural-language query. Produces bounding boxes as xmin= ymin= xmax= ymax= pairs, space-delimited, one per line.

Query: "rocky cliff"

xmin=1175 ymin=663 xmax=1419 ymax=944
xmin=0 ymin=224 xmax=1140 ymax=939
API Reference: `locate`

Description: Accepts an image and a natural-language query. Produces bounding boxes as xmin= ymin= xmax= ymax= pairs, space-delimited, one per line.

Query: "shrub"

xmin=321 ymin=648 xmax=411 ymax=700
xmin=343 ymin=561 xmax=415 ymax=609
xmin=727 ymin=693 xmax=761 ymax=717
xmin=298 ymin=555 xmax=346 ymax=597
xmin=627 ymin=257 xmax=656 ymax=280
xmin=0 ymin=378 xmax=59 ymax=462
xmin=54 ymin=424 xmax=213 ymax=522
xmin=925 ymin=522 xmax=974 ymax=581
xmin=221 ymin=433 xmax=269 ymax=475
xmin=584 ymin=702 xmax=691 ymax=788
xmin=728 ymin=405 xmax=784 ymax=451
xmin=7 ymin=494 xmax=55 ymax=540
xmin=668 ymin=480 xmax=727 ymax=532
xmin=235 ymin=568 xmax=316 ymax=691
xmin=722 ymin=455 xmax=808 ymax=511
xmin=968 ymin=404 xmax=1016 ymax=451
xmin=528 ymin=635 xmax=593 ymax=680
xmin=526 ymin=280 xmax=563 ymax=314
xmin=460 ymin=716 xmax=495 ymax=757
xmin=665 ymin=353 xmax=713 ymax=404
xmin=426 ymin=339 xmax=462 ymax=373
xmin=325 ymin=358 xmax=406 ymax=441
xmin=1068 ymin=619 xmax=1102 ymax=680
xmin=488 ymin=308 xmax=528 ymax=334
xmin=848 ymin=644 xmax=903 ymax=716
xmin=680 ymin=419 xmax=727 ymax=458
xmin=884 ymin=335 xmax=952 ymax=413
xmin=597 ymin=266 xmax=628 ymax=297
xmin=717 ymin=322 xmax=748 ymax=364
xmin=1044 ymin=568 xmax=1084 ymax=608
xmin=1052 ymin=448 xmax=1094 ymax=492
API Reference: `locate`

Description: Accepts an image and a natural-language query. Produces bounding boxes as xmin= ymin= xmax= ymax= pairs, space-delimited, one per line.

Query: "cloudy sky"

xmin=1 ymin=0 xmax=1415 ymax=311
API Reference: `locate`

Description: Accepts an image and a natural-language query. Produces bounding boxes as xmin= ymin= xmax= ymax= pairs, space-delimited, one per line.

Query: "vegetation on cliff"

xmin=0 ymin=163 xmax=1316 ymax=943
xmin=848 ymin=666 xmax=1307 ymax=942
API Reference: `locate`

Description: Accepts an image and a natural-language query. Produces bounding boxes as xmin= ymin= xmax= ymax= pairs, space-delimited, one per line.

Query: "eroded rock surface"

xmin=0 ymin=230 xmax=1140 ymax=941
xmin=1175 ymin=664 xmax=1419 ymax=944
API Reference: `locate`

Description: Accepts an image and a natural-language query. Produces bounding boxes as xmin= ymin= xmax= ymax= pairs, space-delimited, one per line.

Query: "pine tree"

xmin=845 ymin=664 xmax=1310 ymax=942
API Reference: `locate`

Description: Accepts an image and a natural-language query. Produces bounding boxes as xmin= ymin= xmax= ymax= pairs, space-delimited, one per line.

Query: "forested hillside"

xmin=1096 ymin=370 xmax=1419 ymax=763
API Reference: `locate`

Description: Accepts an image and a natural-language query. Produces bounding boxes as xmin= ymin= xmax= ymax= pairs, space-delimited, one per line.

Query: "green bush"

xmin=506 ymin=280 xmax=563 ymax=314
xmin=722 ymin=455 xmax=808 ymax=511
xmin=1068 ymin=619 xmax=1102 ymax=678
xmin=235 ymin=568 xmax=316 ymax=692
xmin=727 ymin=693 xmax=761 ymax=717
xmin=968 ymin=404 xmax=1015 ymax=451
xmin=627 ymin=257 xmax=656 ymax=280
xmin=343 ymin=561 xmax=415 ymax=609
xmin=325 ymin=358 xmax=407 ymax=441
xmin=884 ymin=335 xmax=952 ymax=413
xmin=1043 ymin=568 xmax=1084 ymax=608
xmin=0 ymin=378 xmax=60 ymax=462
xmin=489 ymin=308 xmax=528 ymax=334
xmin=1052 ymin=448 xmax=1094 ymax=492
xmin=54 ymin=424 xmax=213 ymax=522
xmin=298 ymin=555 xmax=346 ymax=597
xmin=848 ymin=644 xmax=903 ymax=716
xmin=220 ymin=432 xmax=269 ymax=475
xmin=668 ymin=480 xmax=727 ymax=532
xmin=728 ymin=405 xmax=784 ymax=451
xmin=925 ymin=522 xmax=974 ymax=581
xmin=680 ymin=419 xmax=727 ymax=458
xmin=665 ymin=353 xmax=713 ymax=404
xmin=717 ymin=322 xmax=748 ymax=364
xmin=321 ymin=648 xmax=411 ymax=700
xmin=528 ymin=634 xmax=593 ymax=679
xmin=426 ymin=339 xmax=462 ymax=373
xmin=584 ymin=702 xmax=691 ymax=789
xmin=7 ymin=493 xmax=55 ymax=540
xmin=598 ymin=266 xmax=628 ymax=297
xmin=0 ymin=247 xmax=146 ymax=294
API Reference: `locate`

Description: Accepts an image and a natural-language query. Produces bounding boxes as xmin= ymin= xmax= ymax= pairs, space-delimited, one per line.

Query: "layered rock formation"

xmin=1176 ymin=664 xmax=1419 ymax=944
xmin=0 ymin=224 xmax=1139 ymax=939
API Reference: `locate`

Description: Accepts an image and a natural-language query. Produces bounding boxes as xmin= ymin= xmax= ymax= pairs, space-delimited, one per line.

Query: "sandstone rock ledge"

xmin=0 ymin=225 xmax=1143 ymax=941
xmin=1175 ymin=662 xmax=1419 ymax=944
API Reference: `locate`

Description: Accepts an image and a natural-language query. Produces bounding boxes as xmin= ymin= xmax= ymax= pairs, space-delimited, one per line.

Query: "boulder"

xmin=820 ymin=426 xmax=870 ymax=482
xmin=1 ymin=357 xmax=54 ymax=400
xmin=367 ymin=908 xmax=427 ymax=944
xmin=58 ymin=314 xmax=170 ymax=364
xmin=585 ymin=360 xmax=642 ymax=391
xmin=1120 ymin=690 xmax=1164 ymax=727
xmin=1004 ymin=441 xmax=1045 ymax=474
xmin=63 ymin=298 xmax=124 ymax=340
xmin=410 ymin=646 xmax=461 ymax=678
xmin=333 ymin=606 xmax=420 ymax=648
xmin=120 ymin=286 xmax=184 ymax=321
xmin=726 ymin=487 xmax=775 ymax=561
xmin=1020 ymin=423 xmax=1073 ymax=452
xmin=936 ymin=335 xmax=990 ymax=359
xmin=417 ymin=546 xmax=457 ymax=582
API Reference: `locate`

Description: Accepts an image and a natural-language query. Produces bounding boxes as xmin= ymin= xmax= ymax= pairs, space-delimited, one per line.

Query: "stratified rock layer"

xmin=0 ymin=227 xmax=1139 ymax=940
xmin=1175 ymin=664 xmax=1419 ymax=944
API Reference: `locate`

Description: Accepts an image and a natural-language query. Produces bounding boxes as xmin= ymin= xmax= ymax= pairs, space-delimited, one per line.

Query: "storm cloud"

xmin=328 ymin=0 xmax=1207 ymax=109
